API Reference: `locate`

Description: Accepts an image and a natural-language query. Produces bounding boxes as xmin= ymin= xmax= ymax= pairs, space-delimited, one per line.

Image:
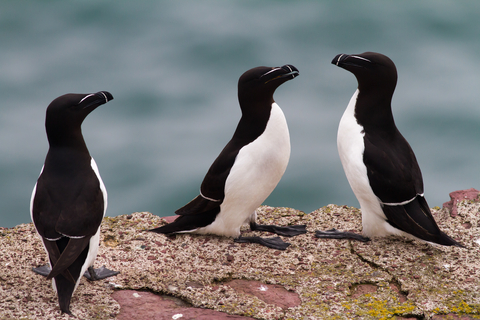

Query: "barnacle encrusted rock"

xmin=1 ymin=189 xmax=479 ymax=319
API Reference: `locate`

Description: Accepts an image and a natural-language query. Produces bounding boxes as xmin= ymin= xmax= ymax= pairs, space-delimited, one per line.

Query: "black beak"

xmin=96 ymin=91 xmax=114 ymax=102
xmin=78 ymin=91 xmax=114 ymax=109
xmin=280 ymin=64 xmax=300 ymax=79
xmin=262 ymin=64 xmax=299 ymax=84
xmin=332 ymin=54 xmax=372 ymax=69
xmin=332 ymin=54 xmax=348 ymax=66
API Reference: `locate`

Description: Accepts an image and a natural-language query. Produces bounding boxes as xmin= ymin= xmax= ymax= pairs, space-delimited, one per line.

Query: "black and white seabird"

xmin=150 ymin=65 xmax=306 ymax=250
xmin=31 ymin=92 xmax=119 ymax=314
xmin=315 ymin=52 xmax=463 ymax=247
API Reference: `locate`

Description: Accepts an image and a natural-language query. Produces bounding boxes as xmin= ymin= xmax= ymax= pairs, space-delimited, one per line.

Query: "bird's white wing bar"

xmin=200 ymin=190 xmax=222 ymax=202
xmin=61 ymin=233 xmax=86 ymax=239
xmin=379 ymin=193 xmax=424 ymax=206
xmin=44 ymin=236 xmax=62 ymax=241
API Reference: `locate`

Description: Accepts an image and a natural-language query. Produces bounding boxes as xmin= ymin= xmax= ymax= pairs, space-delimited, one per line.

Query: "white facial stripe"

xmin=350 ymin=55 xmax=372 ymax=63
xmin=261 ymin=67 xmax=282 ymax=78
xmin=200 ymin=190 xmax=221 ymax=202
xmin=79 ymin=93 xmax=95 ymax=104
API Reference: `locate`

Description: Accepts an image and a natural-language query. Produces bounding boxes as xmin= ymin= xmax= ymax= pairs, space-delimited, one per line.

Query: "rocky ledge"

xmin=1 ymin=189 xmax=479 ymax=320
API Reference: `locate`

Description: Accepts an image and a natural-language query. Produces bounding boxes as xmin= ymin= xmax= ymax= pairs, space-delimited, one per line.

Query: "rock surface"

xmin=112 ymin=290 xmax=255 ymax=319
xmin=1 ymin=189 xmax=479 ymax=319
xmin=443 ymin=188 xmax=480 ymax=218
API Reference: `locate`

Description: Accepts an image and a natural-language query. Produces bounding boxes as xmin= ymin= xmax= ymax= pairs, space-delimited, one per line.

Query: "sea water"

xmin=1 ymin=0 xmax=479 ymax=227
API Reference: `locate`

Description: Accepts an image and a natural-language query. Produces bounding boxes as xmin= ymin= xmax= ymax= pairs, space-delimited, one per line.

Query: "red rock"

xmin=351 ymin=284 xmax=377 ymax=299
xmin=163 ymin=215 xmax=179 ymax=223
xmin=224 ymin=279 xmax=301 ymax=309
xmin=112 ymin=290 xmax=255 ymax=320
xmin=442 ymin=188 xmax=480 ymax=217
xmin=389 ymin=282 xmax=407 ymax=303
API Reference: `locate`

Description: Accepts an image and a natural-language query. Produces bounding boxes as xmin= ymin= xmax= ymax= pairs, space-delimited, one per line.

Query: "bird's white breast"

xmin=80 ymin=158 xmax=107 ymax=274
xmin=199 ymin=103 xmax=291 ymax=237
xmin=337 ymin=90 xmax=397 ymax=237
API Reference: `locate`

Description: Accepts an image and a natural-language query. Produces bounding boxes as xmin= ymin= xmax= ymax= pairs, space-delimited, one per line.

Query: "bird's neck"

xmin=46 ymin=125 xmax=89 ymax=150
xmin=233 ymin=100 xmax=272 ymax=142
xmin=355 ymin=88 xmax=396 ymax=133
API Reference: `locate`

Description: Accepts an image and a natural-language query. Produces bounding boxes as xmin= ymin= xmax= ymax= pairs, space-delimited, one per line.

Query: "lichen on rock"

xmin=1 ymin=189 xmax=479 ymax=319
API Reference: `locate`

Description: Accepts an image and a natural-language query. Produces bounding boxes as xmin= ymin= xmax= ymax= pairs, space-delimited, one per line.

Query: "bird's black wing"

xmin=362 ymin=129 xmax=423 ymax=203
xmin=175 ymin=195 xmax=221 ymax=215
xmin=32 ymin=162 xmax=104 ymax=279
xmin=54 ymin=169 xmax=105 ymax=237
xmin=32 ymin=161 xmax=104 ymax=239
xmin=382 ymin=196 xmax=462 ymax=246
xmin=41 ymin=238 xmax=76 ymax=283
xmin=174 ymin=137 xmax=247 ymax=216
xmin=150 ymin=204 xmax=220 ymax=234
xmin=200 ymin=138 xmax=247 ymax=202
xmin=150 ymin=137 xmax=248 ymax=233
xmin=46 ymin=237 xmax=90 ymax=280
xmin=363 ymin=130 xmax=462 ymax=246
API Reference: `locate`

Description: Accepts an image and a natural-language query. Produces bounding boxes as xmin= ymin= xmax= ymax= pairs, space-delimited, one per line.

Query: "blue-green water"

xmin=1 ymin=1 xmax=479 ymax=228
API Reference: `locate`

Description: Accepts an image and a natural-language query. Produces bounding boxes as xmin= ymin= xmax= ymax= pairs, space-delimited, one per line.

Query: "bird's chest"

xmin=224 ymin=103 xmax=290 ymax=197
xmin=240 ymin=103 xmax=290 ymax=171
xmin=337 ymin=90 xmax=366 ymax=168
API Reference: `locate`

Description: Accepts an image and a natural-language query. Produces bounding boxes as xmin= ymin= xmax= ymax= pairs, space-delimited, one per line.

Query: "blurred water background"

xmin=1 ymin=1 xmax=479 ymax=228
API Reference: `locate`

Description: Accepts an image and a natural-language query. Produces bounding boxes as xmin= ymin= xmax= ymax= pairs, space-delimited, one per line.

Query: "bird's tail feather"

xmin=383 ymin=196 xmax=464 ymax=247
xmin=150 ymin=208 xmax=220 ymax=234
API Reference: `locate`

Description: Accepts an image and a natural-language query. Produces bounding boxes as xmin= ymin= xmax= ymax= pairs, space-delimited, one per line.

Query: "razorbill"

xmin=316 ymin=52 xmax=463 ymax=247
xmin=31 ymin=92 xmax=119 ymax=314
xmin=150 ymin=65 xmax=306 ymax=250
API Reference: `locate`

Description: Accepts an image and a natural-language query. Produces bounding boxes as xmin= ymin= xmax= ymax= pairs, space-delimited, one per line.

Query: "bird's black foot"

xmin=250 ymin=222 xmax=307 ymax=237
xmin=315 ymin=229 xmax=370 ymax=242
xmin=32 ymin=264 xmax=51 ymax=277
xmin=234 ymin=236 xmax=291 ymax=250
xmin=84 ymin=265 xmax=119 ymax=281
xmin=32 ymin=264 xmax=119 ymax=280
xmin=60 ymin=308 xmax=74 ymax=316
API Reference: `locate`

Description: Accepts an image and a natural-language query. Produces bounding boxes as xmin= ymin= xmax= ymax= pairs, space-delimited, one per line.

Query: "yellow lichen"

xmin=355 ymin=296 xmax=416 ymax=320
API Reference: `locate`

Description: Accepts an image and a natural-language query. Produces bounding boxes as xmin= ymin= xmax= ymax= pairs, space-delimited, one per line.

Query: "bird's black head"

xmin=237 ymin=65 xmax=299 ymax=108
xmin=332 ymin=52 xmax=397 ymax=95
xmin=45 ymin=91 xmax=113 ymax=146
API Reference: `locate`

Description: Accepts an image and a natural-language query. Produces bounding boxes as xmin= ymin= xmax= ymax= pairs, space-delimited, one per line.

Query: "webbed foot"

xmin=250 ymin=222 xmax=307 ymax=237
xmin=315 ymin=229 xmax=370 ymax=242
xmin=84 ymin=265 xmax=119 ymax=281
xmin=32 ymin=265 xmax=51 ymax=277
xmin=234 ymin=236 xmax=291 ymax=250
